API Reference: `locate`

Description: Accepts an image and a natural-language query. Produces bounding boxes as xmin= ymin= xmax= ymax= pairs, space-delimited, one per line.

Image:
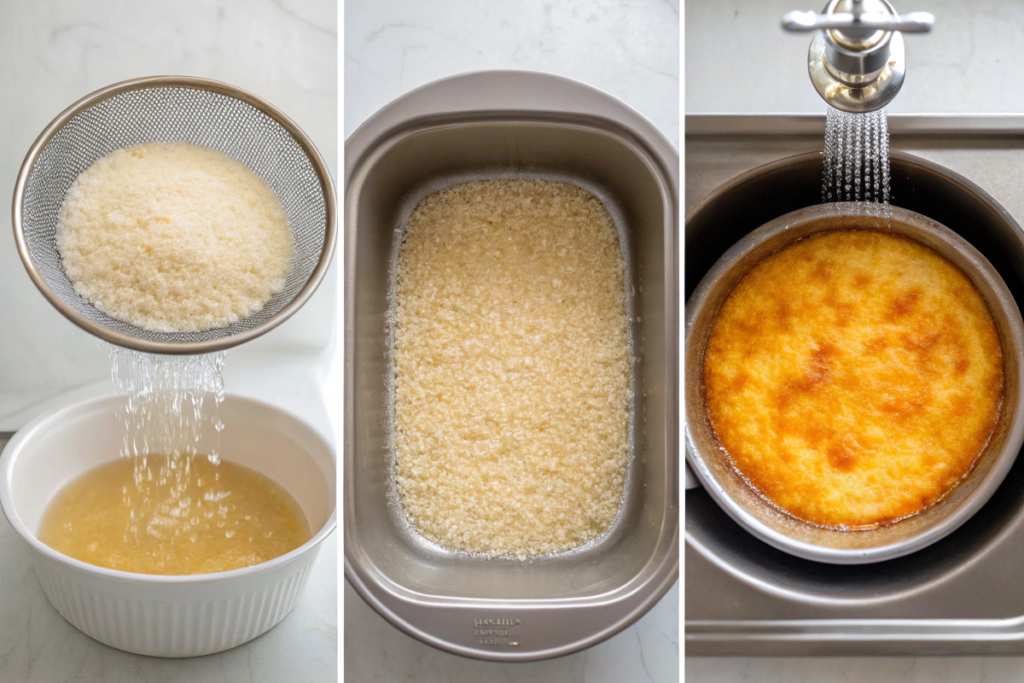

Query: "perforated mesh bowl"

xmin=12 ymin=76 xmax=337 ymax=354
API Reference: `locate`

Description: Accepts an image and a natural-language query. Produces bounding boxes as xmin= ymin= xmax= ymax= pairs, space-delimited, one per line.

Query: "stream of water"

xmin=109 ymin=347 xmax=226 ymax=491
xmin=822 ymin=107 xmax=891 ymax=206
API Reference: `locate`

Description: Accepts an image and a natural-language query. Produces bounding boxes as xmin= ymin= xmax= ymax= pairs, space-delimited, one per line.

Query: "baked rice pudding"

xmin=703 ymin=229 xmax=1004 ymax=529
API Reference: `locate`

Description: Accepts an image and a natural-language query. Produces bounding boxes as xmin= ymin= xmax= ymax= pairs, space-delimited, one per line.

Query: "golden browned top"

xmin=703 ymin=229 xmax=1004 ymax=529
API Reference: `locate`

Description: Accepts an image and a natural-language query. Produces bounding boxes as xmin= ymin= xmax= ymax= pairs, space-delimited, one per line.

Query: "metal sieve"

xmin=12 ymin=75 xmax=337 ymax=355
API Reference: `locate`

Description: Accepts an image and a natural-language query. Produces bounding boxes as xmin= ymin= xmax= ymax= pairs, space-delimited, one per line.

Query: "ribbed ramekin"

xmin=0 ymin=394 xmax=336 ymax=657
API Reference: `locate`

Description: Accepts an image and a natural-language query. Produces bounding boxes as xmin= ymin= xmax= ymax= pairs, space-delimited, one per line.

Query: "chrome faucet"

xmin=783 ymin=0 xmax=933 ymax=113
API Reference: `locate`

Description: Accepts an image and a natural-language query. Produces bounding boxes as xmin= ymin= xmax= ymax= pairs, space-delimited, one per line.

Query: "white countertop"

xmin=344 ymin=0 xmax=679 ymax=680
xmin=345 ymin=0 xmax=679 ymax=149
xmin=687 ymin=0 xmax=1024 ymax=680
xmin=0 ymin=1 xmax=338 ymax=680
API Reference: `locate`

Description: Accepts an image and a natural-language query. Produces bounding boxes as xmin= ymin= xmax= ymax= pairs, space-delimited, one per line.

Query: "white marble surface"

xmin=345 ymin=0 xmax=679 ymax=149
xmin=344 ymin=0 xmax=678 ymax=680
xmin=686 ymin=0 xmax=1024 ymax=680
xmin=0 ymin=1 xmax=338 ymax=681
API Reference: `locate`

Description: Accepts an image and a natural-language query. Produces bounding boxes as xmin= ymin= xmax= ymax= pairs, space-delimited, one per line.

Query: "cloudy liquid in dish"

xmin=38 ymin=457 xmax=310 ymax=575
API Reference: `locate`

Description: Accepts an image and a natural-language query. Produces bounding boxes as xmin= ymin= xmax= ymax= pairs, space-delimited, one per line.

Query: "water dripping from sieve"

xmin=109 ymin=346 xmax=226 ymax=540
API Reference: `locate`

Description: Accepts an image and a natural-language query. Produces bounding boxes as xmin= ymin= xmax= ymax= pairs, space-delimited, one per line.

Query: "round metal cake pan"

xmin=686 ymin=201 xmax=1024 ymax=565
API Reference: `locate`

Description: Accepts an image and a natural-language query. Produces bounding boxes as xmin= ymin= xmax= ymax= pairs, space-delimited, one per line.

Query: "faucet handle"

xmin=782 ymin=10 xmax=934 ymax=33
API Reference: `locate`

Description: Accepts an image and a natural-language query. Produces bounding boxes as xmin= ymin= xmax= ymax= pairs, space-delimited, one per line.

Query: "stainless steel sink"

xmin=686 ymin=114 xmax=1024 ymax=655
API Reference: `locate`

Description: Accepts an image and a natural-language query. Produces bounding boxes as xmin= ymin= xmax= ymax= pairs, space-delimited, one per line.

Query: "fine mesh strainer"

xmin=12 ymin=75 xmax=337 ymax=354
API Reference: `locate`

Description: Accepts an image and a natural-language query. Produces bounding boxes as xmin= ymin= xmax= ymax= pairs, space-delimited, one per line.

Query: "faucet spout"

xmin=783 ymin=0 xmax=933 ymax=113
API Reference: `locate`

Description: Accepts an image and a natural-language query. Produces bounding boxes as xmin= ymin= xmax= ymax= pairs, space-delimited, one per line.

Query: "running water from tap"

xmin=822 ymin=106 xmax=890 ymax=205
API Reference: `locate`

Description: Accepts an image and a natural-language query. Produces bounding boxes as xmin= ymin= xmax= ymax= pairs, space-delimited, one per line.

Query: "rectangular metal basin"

xmin=344 ymin=72 xmax=678 ymax=661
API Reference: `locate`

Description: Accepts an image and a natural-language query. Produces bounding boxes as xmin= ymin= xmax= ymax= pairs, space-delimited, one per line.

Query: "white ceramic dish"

xmin=0 ymin=394 xmax=336 ymax=658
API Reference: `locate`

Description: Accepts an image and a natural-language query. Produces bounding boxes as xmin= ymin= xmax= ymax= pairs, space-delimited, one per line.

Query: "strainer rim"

xmin=11 ymin=74 xmax=337 ymax=355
